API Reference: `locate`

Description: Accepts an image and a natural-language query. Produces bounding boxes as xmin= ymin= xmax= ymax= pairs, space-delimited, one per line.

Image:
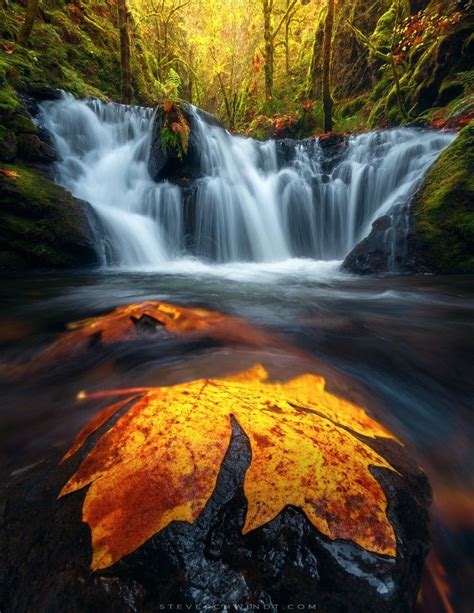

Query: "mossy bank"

xmin=0 ymin=0 xmax=159 ymax=272
xmin=412 ymin=122 xmax=474 ymax=273
xmin=0 ymin=164 xmax=97 ymax=270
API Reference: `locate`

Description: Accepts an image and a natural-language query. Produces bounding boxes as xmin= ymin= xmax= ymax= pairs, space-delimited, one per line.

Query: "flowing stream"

xmin=1 ymin=95 xmax=471 ymax=609
xmin=39 ymin=94 xmax=454 ymax=270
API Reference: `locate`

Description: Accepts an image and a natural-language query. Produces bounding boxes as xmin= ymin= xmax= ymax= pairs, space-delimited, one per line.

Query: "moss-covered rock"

xmin=0 ymin=164 xmax=98 ymax=271
xmin=0 ymin=126 xmax=17 ymax=162
xmin=16 ymin=133 xmax=58 ymax=163
xmin=412 ymin=122 xmax=474 ymax=273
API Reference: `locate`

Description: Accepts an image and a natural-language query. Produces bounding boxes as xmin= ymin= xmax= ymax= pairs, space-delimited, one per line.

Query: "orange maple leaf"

xmin=60 ymin=364 xmax=399 ymax=571
xmin=0 ymin=168 xmax=19 ymax=179
xmin=17 ymin=301 xmax=271 ymax=373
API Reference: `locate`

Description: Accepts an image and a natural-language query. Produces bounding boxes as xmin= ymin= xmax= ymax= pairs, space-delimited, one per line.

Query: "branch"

xmin=345 ymin=19 xmax=390 ymax=61
xmin=165 ymin=1 xmax=191 ymax=25
xmin=273 ymin=0 xmax=299 ymax=39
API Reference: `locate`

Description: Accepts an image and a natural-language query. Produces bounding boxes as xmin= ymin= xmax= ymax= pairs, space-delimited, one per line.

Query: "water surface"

xmin=1 ymin=266 xmax=472 ymax=610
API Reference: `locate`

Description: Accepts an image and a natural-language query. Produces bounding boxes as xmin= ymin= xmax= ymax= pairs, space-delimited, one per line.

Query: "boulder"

xmin=148 ymin=104 xmax=226 ymax=184
xmin=342 ymin=214 xmax=410 ymax=275
xmin=16 ymin=133 xmax=60 ymax=164
xmin=0 ymin=164 xmax=98 ymax=271
xmin=410 ymin=122 xmax=474 ymax=274
xmin=318 ymin=133 xmax=348 ymax=173
xmin=344 ymin=123 xmax=474 ymax=275
xmin=0 ymin=414 xmax=431 ymax=611
xmin=343 ymin=215 xmax=392 ymax=275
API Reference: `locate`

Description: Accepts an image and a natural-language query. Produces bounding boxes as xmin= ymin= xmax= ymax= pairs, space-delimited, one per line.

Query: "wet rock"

xmin=148 ymin=104 xmax=226 ymax=184
xmin=342 ymin=209 xmax=416 ymax=275
xmin=0 ymin=417 xmax=431 ymax=611
xmin=0 ymin=164 xmax=98 ymax=271
xmin=24 ymin=84 xmax=64 ymax=101
xmin=16 ymin=133 xmax=60 ymax=164
xmin=343 ymin=215 xmax=395 ymax=275
xmin=318 ymin=133 xmax=348 ymax=174
xmin=274 ymin=139 xmax=299 ymax=166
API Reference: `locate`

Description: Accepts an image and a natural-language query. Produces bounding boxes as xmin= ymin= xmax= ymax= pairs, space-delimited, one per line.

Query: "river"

xmin=1 ymin=94 xmax=472 ymax=610
xmin=1 ymin=267 xmax=472 ymax=609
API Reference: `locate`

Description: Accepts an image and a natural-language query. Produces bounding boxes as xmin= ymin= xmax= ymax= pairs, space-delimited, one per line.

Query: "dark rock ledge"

xmin=0 ymin=417 xmax=431 ymax=612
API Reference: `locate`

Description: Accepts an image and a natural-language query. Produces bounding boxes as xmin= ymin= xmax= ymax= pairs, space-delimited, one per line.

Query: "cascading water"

xmin=39 ymin=93 xmax=455 ymax=270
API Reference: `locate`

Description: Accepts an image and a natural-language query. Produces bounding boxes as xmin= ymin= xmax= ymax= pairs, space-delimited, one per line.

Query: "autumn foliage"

xmin=394 ymin=9 xmax=462 ymax=64
xmin=9 ymin=301 xmax=272 ymax=376
xmin=60 ymin=364 xmax=399 ymax=571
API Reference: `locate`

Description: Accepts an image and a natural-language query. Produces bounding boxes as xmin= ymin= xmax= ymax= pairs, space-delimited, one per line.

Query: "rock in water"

xmin=1 ymin=414 xmax=431 ymax=611
xmin=0 ymin=165 xmax=98 ymax=271
xmin=148 ymin=103 xmax=226 ymax=184
xmin=344 ymin=124 xmax=474 ymax=275
xmin=342 ymin=215 xmax=406 ymax=275
xmin=410 ymin=122 xmax=474 ymax=274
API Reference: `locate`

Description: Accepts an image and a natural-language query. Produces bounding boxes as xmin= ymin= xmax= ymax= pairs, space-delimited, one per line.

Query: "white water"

xmin=39 ymin=93 xmax=455 ymax=273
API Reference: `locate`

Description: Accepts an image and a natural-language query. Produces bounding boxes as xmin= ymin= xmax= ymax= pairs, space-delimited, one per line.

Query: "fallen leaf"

xmin=10 ymin=301 xmax=272 ymax=374
xmin=61 ymin=364 xmax=399 ymax=570
xmin=0 ymin=168 xmax=19 ymax=179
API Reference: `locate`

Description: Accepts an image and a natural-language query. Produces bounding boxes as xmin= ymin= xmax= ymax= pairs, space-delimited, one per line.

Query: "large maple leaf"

xmin=60 ymin=364 xmax=399 ymax=571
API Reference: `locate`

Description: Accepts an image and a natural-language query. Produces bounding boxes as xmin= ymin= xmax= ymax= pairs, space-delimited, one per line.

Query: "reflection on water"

xmin=0 ymin=265 xmax=472 ymax=610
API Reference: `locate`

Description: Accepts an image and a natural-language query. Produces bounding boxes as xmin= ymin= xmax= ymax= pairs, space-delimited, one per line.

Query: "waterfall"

xmin=39 ymin=93 xmax=455 ymax=270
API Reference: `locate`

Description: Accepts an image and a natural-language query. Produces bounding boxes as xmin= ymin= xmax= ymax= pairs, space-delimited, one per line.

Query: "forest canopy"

xmin=0 ymin=0 xmax=473 ymax=136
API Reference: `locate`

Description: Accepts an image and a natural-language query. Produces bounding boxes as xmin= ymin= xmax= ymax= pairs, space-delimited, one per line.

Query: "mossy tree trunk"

xmin=18 ymin=0 xmax=40 ymax=46
xmin=262 ymin=0 xmax=274 ymax=101
xmin=307 ymin=21 xmax=324 ymax=98
xmin=117 ymin=0 xmax=133 ymax=104
xmin=322 ymin=0 xmax=335 ymax=132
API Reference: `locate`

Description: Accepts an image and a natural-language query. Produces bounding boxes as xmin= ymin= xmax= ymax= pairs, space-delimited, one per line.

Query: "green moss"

xmin=414 ymin=122 xmax=474 ymax=273
xmin=0 ymin=126 xmax=17 ymax=162
xmin=9 ymin=110 xmax=37 ymax=134
xmin=0 ymin=164 xmax=96 ymax=269
xmin=370 ymin=7 xmax=397 ymax=61
xmin=0 ymin=86 xmax=20 ymax=115
xmin=0 ymin=0 xmax=156 ymax=105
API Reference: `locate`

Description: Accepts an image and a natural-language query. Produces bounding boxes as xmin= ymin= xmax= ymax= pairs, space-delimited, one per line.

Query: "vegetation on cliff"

xmin=413 ymin=121 xmax=474 ymax=273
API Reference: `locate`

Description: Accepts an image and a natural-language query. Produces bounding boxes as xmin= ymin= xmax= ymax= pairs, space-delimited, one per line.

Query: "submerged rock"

xmin=148 ymin=103 xmax=226 ymax=184
xmin=0 ymin=412 xmax=431 ymax=611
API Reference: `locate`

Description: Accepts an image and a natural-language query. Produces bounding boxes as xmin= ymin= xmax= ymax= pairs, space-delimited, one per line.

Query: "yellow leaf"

xmin=61 ymin=364 xmax=399 ymax=571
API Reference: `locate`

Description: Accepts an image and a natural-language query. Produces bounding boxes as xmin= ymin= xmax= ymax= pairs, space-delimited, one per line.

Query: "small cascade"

xmin=39 ymin=93 xmax=455 ymax=269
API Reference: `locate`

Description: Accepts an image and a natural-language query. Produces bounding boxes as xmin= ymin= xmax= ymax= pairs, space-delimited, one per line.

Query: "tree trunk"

xmin=307 ymin=24 xmax=324 ymax=98
xmin=18 ymin=0 xmax=40 ymax=46
xmin=262 ymin=0 xmax=274 ymax=101
xmin=117 ymin=0 xmax=133 ymax=104
xmin=322 ymin=0 xmax=335 ymax=133
xmin=284 ymin=0 xmax=290 ymax=75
